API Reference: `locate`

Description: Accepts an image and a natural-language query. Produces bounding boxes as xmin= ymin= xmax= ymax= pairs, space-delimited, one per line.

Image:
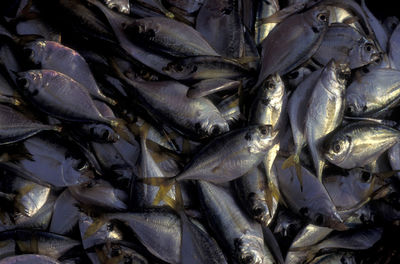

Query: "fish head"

xmin=245 ymin=125 xmax=278 ymax=153
xmin=235 ymin=234 xmax=266 ymax=264
xmin=195 ymin=108 xmax=229 ymax=138
xmin=324 ymin=134 xmax=352 ymax=167
xmin=345 ymin=93 xmax=367 ymax=116
xmin=248 ymin=192 xmax=271 ymax=225
xmin=358 ymin=38 xmax=381 ymax=66
xmin=162 ymin=61 xmax=197 ymax=80
xmin=306 ymin=199 xmax=347 ymax=231
xmin=306 ymin=6 xmax=330 ymax=32
xmin=260 ymin=73 xmax=285 ymax=107
xmin=104 ymin=0 xmax=130 ymax=14
xmin=87 ymin=124 xmax=120 ymax=142
xmin=16 ymin=70 xmax=43 ymax=96
xmin=323 ymin=60 xmax=350 ymax=89
xmin=24 ymin=40 xmax=47 ymax=65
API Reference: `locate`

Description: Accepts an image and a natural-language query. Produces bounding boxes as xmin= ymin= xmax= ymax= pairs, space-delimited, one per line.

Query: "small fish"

xmin=197 ymin=181 xmax=275 ymax=264
xmin=16 ymin=70 xmax=117 ymax=126
xmin=345 ymin=68 xmax=400 ymax=117
xmin=305 ymin=60 xmax=349 ymax=180
xmin=144 ymin=125 xmax=276 ymax=204
xmin=163 ymin=56 xmax=251 ymax=81
xmin=324 ymin=121 xmax=400 ymax=169
xmin=24 ymin=40 xmax=116 ymax=105
xmin=257 ymin=5 xmax=330 ymax=86
xmin=313 ymin=23 xmax=380 ymax=69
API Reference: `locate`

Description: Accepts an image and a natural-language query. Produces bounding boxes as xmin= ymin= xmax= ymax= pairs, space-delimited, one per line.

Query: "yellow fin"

xmin=141 ymin=177 xmax=176 ymax=205
xmin=282 ymin=155 xmax=303 ymax=191
xmin=84 ymin=218 xmax=106 ymax=239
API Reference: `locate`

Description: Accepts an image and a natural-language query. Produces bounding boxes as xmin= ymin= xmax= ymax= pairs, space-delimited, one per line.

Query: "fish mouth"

xmin=371 ymin=52 xmax=382 ymax=63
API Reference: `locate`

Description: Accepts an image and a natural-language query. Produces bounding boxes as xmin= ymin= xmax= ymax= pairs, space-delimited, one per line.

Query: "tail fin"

xmin=141 ymin=177 xmax=176 ymax=205
xmin=282 ymin=154 xmax=303 ymax=191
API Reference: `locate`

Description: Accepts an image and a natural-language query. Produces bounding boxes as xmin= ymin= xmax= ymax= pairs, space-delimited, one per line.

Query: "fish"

xmin=305 ymin=60 xmax=349 ymax=180
xmin=24 ymin=40 xmax=116 ymax=105
xmin=144 ymin=125 xmax=276 ymax=204
xmin=313 ymin=23 xmax=380 ymax=69
xmin=324 ymin=121 xmax=400 ymax=169
xmin=257 ymin=5 xmax=330 ymax=86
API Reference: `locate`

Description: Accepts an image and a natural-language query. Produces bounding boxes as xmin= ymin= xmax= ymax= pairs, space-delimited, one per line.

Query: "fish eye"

xmin=252 ymin=206 xmax=264 ymax=217
xmin=267 ymin=81 xmax=275 ymax=90
xmin=259 ymin=125 xmax=270 ymax=136
xmin=107 ymin=223 xmax=114 ymax=231
xmin=314 ymin=213 xmax=324 ymax=225
xmin=111 ymin=246 xmax=121 ymax=257
xmin=361 ymin=171 xmax=371 ymax=182
xmin=365 ymin=44 xmax=373 ymax=52
xmin=317 ymin=13 xmax=328 ymax=22
xmin=333 ymin=142 xmax=341 ymax=153
xmin=17 ymin=77 xmax=29 ymax=89
xmin=102 ymin=130 xmax=110 ymax=140
xmin=76 ymin=160 xmax=88 ymax=171
xmin=242 ymin=255 xmax=254 ymax=264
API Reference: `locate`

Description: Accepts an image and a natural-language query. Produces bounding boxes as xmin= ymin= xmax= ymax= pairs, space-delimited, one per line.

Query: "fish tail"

xmin=141 ymin=177 xmax=176 ymax=205
xmin=84 ymin=218 xmax=107 ymax=239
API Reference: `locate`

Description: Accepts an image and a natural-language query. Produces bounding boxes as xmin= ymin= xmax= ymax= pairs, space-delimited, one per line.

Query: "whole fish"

xmin=257 ymin=5 xmax=330 ymax=86
xmin=16 ymin=70 xmax=117 ymax=126
xmin=145 ymin=125 xmax=276 ymax=204
xmin=305 ymin=60 xmax=349 ymax=180
xmin=24 ymin=40 xmax=116 ymax=105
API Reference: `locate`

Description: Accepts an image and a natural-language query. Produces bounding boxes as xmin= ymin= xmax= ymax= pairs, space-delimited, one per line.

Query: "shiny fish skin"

xmin=275 ymin=157 xmax=345 ymax=231
xmin=324 ymin=121 xmax=400 ymax=169
xmin=389 ymin=24 xmax=400 ymax=70
xmin=257 ymin=5 xmax=330 ymax=86
xmin=305 ymin=60 xmax=349 ymax=180
xmin=0 ymin=104 xmax=60 ymax=145
xmin=24 ymin=40 xmax=116 ymax=105
xmin=345 ymin=68 xmax=400 ymax=117
xmin=16 ymin=70 xmax=114 ymax=125
xmin=254 ymin=0 xmax=279 ymax=45
xmin=0 ymin=254 xmax=61 ymax=264
xmin=313 ymin=23 xmax=380 ymax=69
xmin=197 ymin=181 xmax=275 ymax=264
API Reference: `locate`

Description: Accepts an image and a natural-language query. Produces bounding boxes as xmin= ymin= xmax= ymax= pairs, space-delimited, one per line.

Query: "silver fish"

xmin=345 ymin=68 xmax=400 ymax=117
xmin=305 ymin=60 xmax=349 ymax=180
xmin=324 ymin=121 xmax=400 ymax=169
xmin=257 ymin=5 xmax=330 ymax=86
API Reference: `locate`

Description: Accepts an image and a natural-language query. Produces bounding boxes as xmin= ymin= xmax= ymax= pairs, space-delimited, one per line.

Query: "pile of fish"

xmin=1 ymin=0 xmax=400 ymax=263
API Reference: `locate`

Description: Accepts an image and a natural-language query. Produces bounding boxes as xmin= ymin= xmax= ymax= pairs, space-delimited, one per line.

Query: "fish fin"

xmin=141 ymin=177 xmax=176 ymax=205
xmin=234 ymin=56 xmax=259 ymax=64
xmin=164 ymin=182 xmax=184 ymax=211
xmin=111 ymin=118 xmax=134 ymax=144
xmin=373 ymin=170 xmax=400 ymax=180
xmin=84 ymin=218 xmax=106 ymax=239
xmin=282 ymin=154 xmax=303 ymax=190
xmin=343 ymin=16 xmax=359 ymax=25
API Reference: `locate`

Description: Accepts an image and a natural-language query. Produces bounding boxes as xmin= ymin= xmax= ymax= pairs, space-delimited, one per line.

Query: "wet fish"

xmin=257 ymin=5 xmax=330 ymax=86
xmin=324 ymin=121 xmax=400 ymax=169
xmin=24 ymin=40 xmax=116 ymax=105
xmin=345 ymin=68 xmax=400 ymax=117
xmin=313 ymin=23 xmax=380 ymax=69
